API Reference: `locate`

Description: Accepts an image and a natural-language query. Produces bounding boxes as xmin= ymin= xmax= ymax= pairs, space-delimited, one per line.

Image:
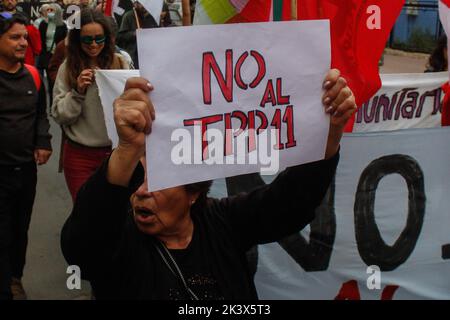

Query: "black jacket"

xmin=0 ymin=65 xmax=52 ymax=165
xmin=61 ymin=152 xmax=339 ymax=299
xmin=37 ymin=21 xmax=67 ymax=69
xmin=116 ymin=10 xmax=158 ymax=69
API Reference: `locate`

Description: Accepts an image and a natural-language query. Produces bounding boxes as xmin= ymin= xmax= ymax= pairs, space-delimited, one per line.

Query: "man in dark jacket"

xmin=117 ymin=0 xmax=159 ymax=68
xmin=0 ymin=13 xmax=52 ymax=300
xmin=61 ymin=71 xmax=356 ymax=299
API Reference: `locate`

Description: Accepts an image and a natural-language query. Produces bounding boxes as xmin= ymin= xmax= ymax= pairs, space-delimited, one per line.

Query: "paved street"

xmin=22 ymin=51 xmax=431 ymax=300
xmin=24 ymin=120 xmax=91 ymax=300
xmin=380 ymin=50 xmax=430 ymax=74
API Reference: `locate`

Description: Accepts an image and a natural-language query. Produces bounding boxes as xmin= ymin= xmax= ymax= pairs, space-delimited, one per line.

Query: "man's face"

xmin=0 ymin=23 xmax=28 ymax=64
xmin=2 ymin=0 xmax=17 ymax=12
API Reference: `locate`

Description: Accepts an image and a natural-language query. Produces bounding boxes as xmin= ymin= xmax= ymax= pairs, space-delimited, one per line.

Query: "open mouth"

xmin=134 ymin=206 xmax=155 ymax=217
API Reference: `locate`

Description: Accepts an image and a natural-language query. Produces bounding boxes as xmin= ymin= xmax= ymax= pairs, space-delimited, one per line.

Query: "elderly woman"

xmin=33 ymin=4 xmax=50 ymax=28
xmin=61 ymin=70 xmax=356 ymax=299
xmin=37 ymin=3 xmax=67 ymax=102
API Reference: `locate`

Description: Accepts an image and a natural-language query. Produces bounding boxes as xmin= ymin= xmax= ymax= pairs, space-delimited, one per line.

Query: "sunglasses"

xmin=80 ymin=35 xmax=106 ymax=45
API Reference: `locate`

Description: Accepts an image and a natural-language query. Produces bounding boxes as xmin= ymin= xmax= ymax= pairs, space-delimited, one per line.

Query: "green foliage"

xmin=391 ymin=28 xmax=436 ymax=53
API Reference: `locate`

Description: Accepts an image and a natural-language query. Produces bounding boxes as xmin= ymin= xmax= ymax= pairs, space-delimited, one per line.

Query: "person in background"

xmin=0 ymin=13 xmax=52 ymax=300
xmin=117 ymin=0 xmax=158 ymax=68
xmin=55 ymin=0 xmax=66 ymax=10
xmin=62 ymin=0 xmax=78 ymax=20
xmin=190 ymin=0 xmax=195 ymax=23
xmin=107 ymin=16 xmax=134 ymax=68
xmin=160 ymin=2 xmax=172 ymax=27
xmin=1 ymin=0 xmax=21 ymax=15
xmin=425 ymin=35 xmax=448 ymax=73
xmin=1 ymin=0 xmax=41 ymax=69
xmin=427 ymin=35 xmax=450 ymax=126
xmin=108 ymin=0 xmax=134 ymax=28
xmin=181 ymin=0 xmax=191 ymax=26
xmin=37 ymin=3 xmax=67 ymax=104
xmin=24 ymin=16 xmax=41 ymax=66
xmin=47 ymin=36 xmax=68 ymax=87
xmin=51 ymin=8 xmax=130 ymax=202
xmin=33 ymin=4 xmax=50 ymax=29
xmin=80 ymin=0 xmax=93 ymax=9
xmin=163 ymin=0 xmax=191 ymax=26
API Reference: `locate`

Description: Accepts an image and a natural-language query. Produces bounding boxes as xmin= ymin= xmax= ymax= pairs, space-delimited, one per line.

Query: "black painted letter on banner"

xmin=354 ymin=154 xmax=426 ymax=271
xmin=278 ymin=179 xmax=336 ymax=271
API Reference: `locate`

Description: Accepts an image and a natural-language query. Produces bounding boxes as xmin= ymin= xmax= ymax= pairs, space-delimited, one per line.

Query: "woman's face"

xmin=80 ymin=22 xmax=105 ymax=59
xmin=130 ymin=159 xmax=197 ymax=236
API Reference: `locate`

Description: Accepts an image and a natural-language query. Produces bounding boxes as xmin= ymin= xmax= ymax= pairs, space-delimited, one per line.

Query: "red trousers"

xmin=63 ymin=141 xmax=111 ymax=202
xmin=442 ymin=82 xmax=450 ymax=126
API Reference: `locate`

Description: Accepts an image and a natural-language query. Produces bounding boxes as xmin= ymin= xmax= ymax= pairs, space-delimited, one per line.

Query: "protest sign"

xmin=137 ymin=20 xmax=331 ymax=191
xmin=17 ymin=0 xmax=52 ymax=20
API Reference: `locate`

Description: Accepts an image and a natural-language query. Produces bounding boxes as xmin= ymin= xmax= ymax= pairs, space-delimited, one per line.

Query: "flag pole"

xmin=133 ymin=7 xmax=141 ymax=29
xmin=291 ymin=0 xmax=297 ymax=20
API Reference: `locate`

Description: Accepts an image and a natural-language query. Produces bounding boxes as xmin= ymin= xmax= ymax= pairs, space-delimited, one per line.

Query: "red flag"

xmin=103 ymin=0 xmax=113 ymax=16
xmin=226 ymin=0 xmax=272 ymax=23
xmin=441 ymin=83 xmax=450 ymax=126
xmin=205 ymin=1 xmax=405 ymax=132
xmin=295 ymin=0 xmax=405 ymax=131
xmin=440 ymin=0 xmax=450 ymax=126
xmin=442 ymin=0 xmax=450 ymax=8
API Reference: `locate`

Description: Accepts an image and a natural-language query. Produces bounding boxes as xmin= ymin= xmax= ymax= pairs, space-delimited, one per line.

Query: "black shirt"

xmin=117 ymin=10 xmax=159 ymax=69
xmin=61 ymin=152 xmax=339 ymax=299
xmin=166 ymin=224 xmax=224 ymax=300
xmin=0 ymin=65 xmax=52 ymax=166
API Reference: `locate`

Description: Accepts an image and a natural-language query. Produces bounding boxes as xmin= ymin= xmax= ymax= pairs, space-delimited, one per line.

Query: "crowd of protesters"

xmin=0 ymin=0 xmax=448 ymax=302
xmin=0 ymin=0 xmax=193 ymax=300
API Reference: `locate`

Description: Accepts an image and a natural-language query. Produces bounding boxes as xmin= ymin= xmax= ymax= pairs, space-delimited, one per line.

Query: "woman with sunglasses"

xmin=52 ymin=8 xmax=130 ymax=202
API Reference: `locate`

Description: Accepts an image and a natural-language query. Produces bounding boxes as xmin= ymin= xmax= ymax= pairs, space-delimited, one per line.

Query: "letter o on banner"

xmin=354 ymin=155 xmax=426 ymax=271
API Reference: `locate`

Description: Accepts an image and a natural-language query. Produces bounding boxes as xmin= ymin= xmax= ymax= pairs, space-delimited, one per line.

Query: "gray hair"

xmin=39 ymin=4 xmax=50 ymax=16
xmin=50 ymin=3 xmax=65 ymax=26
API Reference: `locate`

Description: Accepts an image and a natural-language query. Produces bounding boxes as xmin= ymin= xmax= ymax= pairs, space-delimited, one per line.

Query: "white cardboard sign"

xmin=96 ymin=69 xmax=140 ymax=149
xmin=137 ymin=21 xmax=331 ymax=191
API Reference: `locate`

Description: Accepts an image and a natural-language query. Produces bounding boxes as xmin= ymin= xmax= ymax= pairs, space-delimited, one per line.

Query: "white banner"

xmin=353 ymin=72 xmax=446 ymax=132
xmin=137 ymin=21 xmax=331 ymax=191
xmin=253 ymin=127 xmax=450 ymax=300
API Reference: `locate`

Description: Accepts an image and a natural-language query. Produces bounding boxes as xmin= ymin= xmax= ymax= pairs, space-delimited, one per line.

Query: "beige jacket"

xmin=51 ymin=54 xmax=129 ymax=147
